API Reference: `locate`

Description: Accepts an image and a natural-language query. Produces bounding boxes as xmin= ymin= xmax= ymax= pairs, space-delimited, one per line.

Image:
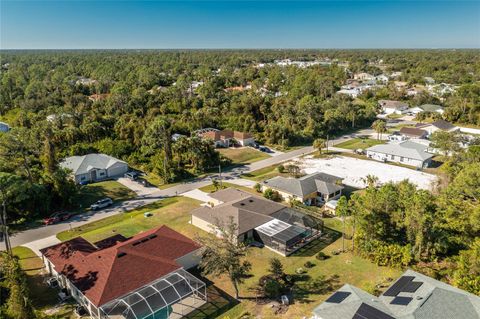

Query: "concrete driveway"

xmin=117 ymin=177 xmax=160 ymax=196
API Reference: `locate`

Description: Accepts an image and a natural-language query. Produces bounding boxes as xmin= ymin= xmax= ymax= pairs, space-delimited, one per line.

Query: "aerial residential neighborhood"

xmin=1 ymin=1 xmax=480 ymax=319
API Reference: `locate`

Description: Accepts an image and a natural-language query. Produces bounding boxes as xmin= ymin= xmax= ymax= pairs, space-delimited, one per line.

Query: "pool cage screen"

xmin=99 ymin=269 xmax=207 ymax=319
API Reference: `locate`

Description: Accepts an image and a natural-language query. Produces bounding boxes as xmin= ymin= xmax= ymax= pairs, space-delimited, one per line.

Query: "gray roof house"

xmin=191 ymin=188 xmax=323 ymax=256
xmin=366 ymin=141 xmax=434 ymax=168
xmin=0 ymin=121 xmax=10 ymax=132
xmin=262 ymin=172 xmax=344 ymax=205
xmin=60 ymin=153 xmax=128 ymax=184
xmin=312 ymin=269 xmax=480 ymax=319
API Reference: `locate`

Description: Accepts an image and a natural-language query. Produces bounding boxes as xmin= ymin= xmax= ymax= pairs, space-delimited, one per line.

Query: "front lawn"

xmin=57 ymin=197 xmax=202 ymax=242
xmin=241 ymin=164 xmax=293 ymax=182
xmin=335 ymin=138 xmax=385 ymax=150
xmin=199 ymin=182 xmax=257 ymax=194
xmin=219 ymin=147 xmax=270 ymax=165
xmin=74 ymin=180 xmax=136 ymax=210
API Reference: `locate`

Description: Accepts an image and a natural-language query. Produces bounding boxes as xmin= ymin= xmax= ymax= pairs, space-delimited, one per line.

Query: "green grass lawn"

xmin=57 ymin=197 xmax=202 ymax=242
xmin=74 ymin=180 xmax=136 ymax=210
xmin=335 ymin=138 xmax=385 ymax=150
xmin=198 ymin=182 xmax=257 ymax=194
xmin=54 ymin=184 xmax=400 ymax=319
xmin=241 ymin=164 xmax=294 ymax=183
xmin=219 ymin=147 xmax=270 ymax=165
xmin=10 ymin=246 xmax=77 ymax=318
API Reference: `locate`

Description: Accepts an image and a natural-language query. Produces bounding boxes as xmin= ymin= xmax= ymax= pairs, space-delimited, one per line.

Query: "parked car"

xmin=124 ymin=171 xmax=139 ymax=180
xmin=74 ymin=306 xmax=87 ymax=316
xmin=248 ymin=241 xmax=264 ymax=248
xmin=259 ymin=146 xmax=270 ymax=152
xmin=137 ymin=178 xmax=151 ymax=187
xmin=252 ymin=142 xmax=259 ymax=149
xmin=90 ymin=198 xmax=113 ymax=211
xmin=43 ymin=212 xmax=73 ymax=225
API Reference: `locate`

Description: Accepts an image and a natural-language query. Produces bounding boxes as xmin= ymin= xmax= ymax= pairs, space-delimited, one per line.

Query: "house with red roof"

xmin=40 ymin=226 xmax=206 ymax=319
xmin=196 ymin=128 xmax=255 ymax=147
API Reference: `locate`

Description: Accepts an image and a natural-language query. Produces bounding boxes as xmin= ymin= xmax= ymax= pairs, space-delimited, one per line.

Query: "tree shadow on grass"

xmin=292 ymin=274 xmax=342 ymax=304
xmin=184 ymin=269 xmax=240 ymax=319
xmin=291 ymin=227 xmax=342 ymax=258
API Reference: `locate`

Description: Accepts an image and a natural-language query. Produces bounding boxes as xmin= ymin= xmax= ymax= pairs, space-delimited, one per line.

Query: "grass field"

xmin=219 ymin=147 xmax=270 ymax=165
xmin=335 ymin=138 xmax=385 ymax=150
xmin=57 ymin=197 xmax=202 ymax=242
xmin=241 ymin=164 xmax=292 ymax=182
xmin=10 ymin=246 xmax=76 ymax=318
xmin=198 ymin=182 xmax=257 ymax=194
xmin=75 ymin=180 xmax=136 ymax=210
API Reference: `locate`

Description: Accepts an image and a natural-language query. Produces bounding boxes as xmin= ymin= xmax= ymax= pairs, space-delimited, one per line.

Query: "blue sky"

xmin=1 ymin=1 xmax=479 ymax=49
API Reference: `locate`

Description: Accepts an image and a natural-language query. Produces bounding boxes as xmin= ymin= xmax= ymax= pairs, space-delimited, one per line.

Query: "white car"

xmin=90 ymin=198 xmax=113 ymax=211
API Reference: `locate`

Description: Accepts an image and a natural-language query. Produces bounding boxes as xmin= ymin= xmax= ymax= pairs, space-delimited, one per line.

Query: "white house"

xmin=408 ymin=104 xmax=444 ymax=115
xmin=375 ymin=74 xmax=389 ymax=83
xmin=378 ymin=100 xmax=409 ymax=115
xmin=415 ymin=120 xmax=458 ymax=135
xmin=366 ymin=141 xmax=434 ymax=168
xmin=60 ymin=153 xmax=128 ymax=184
xmin=353 ymin=73 xmax=375 ymax=81
xmin=0 ymin=121 xmax=10 ymax=133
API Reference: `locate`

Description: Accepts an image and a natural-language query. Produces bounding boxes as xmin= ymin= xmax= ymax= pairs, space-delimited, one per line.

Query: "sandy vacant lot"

xmin=288 ymin=155 xmax=438 ymax=190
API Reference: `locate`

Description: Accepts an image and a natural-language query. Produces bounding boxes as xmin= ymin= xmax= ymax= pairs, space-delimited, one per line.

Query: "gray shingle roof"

xmin=312 ymin=270 xmax=480 ymax=319
xmin=263 ymin=172 xmax=343 ymax=197
xmin=367 ymin=141 xmax=434 ymax=161
xmin=60 ymin=153 xmax=127 ymax=175
xmin=419 ymin=104 xmax=443 ymax=113
xmin=191 ymin=189 xmax=308 ymax=236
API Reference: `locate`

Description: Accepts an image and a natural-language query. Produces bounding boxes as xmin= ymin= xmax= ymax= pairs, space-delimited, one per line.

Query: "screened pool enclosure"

xmin=99 ymin=269 xmax=207 ymax=319
xmin=254 ymin=208 xmax=323 ymax=256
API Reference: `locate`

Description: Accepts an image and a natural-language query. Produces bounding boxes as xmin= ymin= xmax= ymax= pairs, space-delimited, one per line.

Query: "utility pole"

xmin=326 ymin=135 xmax=329 ymax=153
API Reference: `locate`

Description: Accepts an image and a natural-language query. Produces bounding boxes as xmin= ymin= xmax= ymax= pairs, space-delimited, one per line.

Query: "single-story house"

xmin=399 ymin=127 xmax=428 ymax=139
xmin=387 ymin=132 xmax=408 ymax=142
xmin=60 ymin=153 xmax=128 ymax=184
xmin=40 ymin=226 xmax=206 ymax=319
xmin=311 ymin=269 xmax=480 ymax=319
xmin=366 ymin=141 xmax=434 ymax=168
xmin=337 ymin=88 xmax=361 ymax=98
xmin=408 ymin=104 xmax=444 ymax=115
xmin=353 ymin=73 xmax=375 ymax=81
xmin=378 ymin=100 xmax=409 ymax=115
xmin=196 ymin=128 xmax=255 ymax=147
xmin=415 ymin=120 xmax=458 ymax=135
xmin=262 ymin=172 xmax=344 ymax=206
xmin=0 ymin=121 xmax=10 ymax=132
xmin=191 ymin=188 xmax=323 ymax=256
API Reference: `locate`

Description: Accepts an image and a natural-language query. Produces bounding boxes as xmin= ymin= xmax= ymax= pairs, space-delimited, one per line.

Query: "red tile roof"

xmin=40 ymin=226 xmax=201 ymax=307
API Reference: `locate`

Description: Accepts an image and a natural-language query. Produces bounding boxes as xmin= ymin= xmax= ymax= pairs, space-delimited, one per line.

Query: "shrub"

xmin=316 ymin=252 xmax=329 ymax=260
xmin=264 ymin=278 xmax=283 ymax=298
xmin=277 ymin=164 xmax=285 ymax=173
xmin=295 ymin=267 xmax=306 ymax=274
xmin=263 ymin=188 xmax=282 ymax=202
xmin=304 ymin=261 xmax=315 ymax=268
xmin=254 ymin=183 xmax=262 ymax=193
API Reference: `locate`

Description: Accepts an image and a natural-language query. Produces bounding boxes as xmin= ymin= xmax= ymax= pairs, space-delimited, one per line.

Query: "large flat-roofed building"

xmin=40 ymin=226 xmax=206 ymax=319
xmin=191 ymin=188 xmax=323 ymax=256
xmin=312 ymin=269 xmax=480 ymax=319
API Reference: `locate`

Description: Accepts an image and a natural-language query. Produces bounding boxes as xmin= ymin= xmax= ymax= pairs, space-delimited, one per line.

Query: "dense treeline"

xmin=341 ymin=145 xmax=480 ymax=295
xmin=0 ymin=49 xmax=479 ymax=224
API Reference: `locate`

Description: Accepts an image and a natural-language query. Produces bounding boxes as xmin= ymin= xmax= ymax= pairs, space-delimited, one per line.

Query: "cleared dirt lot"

xmin=288 ymin=155 xmax=438 ymax=190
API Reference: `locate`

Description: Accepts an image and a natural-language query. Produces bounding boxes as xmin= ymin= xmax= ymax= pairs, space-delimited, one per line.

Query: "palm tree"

xmin=361 ymin=174 xmax=379 ymax=188
xmin=371 ymin=120 xmax=387 ymax=140
xmin=313 ymin=138 xmax=327 ymax=155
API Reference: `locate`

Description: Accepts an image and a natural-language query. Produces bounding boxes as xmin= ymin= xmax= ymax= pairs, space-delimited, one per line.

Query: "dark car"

xmin=259 ymin=146 xmax=270 ymax=152
xmin=248 ymin=241 xmax=265 ymax=248
xmin=124 ymin=171 xmax=139 ymax=180
xmin=43 ymin=212 xmax=72 ymax=225
xmin=137 ymin=178 xmax=151 ymax=187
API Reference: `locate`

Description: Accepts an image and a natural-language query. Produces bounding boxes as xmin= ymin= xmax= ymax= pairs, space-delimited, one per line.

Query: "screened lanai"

xmin=99 ymin=269 xmax=207 ymax=319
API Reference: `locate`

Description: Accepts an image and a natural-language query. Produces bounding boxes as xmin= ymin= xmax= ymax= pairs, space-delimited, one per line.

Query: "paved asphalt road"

xmin=1 ymin=144 xmax=316 ymax=250
xmin=2 ymin=122 xmax=403 ymax=250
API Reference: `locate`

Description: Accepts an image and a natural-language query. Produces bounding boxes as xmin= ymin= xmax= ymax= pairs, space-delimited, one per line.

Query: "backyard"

xmin=53 ymin=187 xmax=401 ymax=319
xmin=335 ymin=137 xmax=385 ymax=150
xmin=219 ymin=147 xmax=270 ymax=165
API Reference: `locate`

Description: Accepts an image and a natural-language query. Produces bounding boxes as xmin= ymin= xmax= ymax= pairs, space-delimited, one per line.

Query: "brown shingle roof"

xmin=40 ymin=226 xmax=200 ymax=307
xmin=399 ymin=127 xmax=427 ymax=138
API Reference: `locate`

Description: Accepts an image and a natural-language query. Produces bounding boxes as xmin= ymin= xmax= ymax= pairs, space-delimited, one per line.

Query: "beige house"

xmin=262 ymin=172 xmax=344 ymax=206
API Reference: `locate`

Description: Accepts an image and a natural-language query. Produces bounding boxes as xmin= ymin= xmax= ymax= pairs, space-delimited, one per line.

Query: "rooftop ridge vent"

xmin=148 ymin=234 xmax=157 ymax=239
xmin=117 ymin=252 xmax=127 ymax=258
xmin=132 ymin=241 xmax=141 ymax=246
